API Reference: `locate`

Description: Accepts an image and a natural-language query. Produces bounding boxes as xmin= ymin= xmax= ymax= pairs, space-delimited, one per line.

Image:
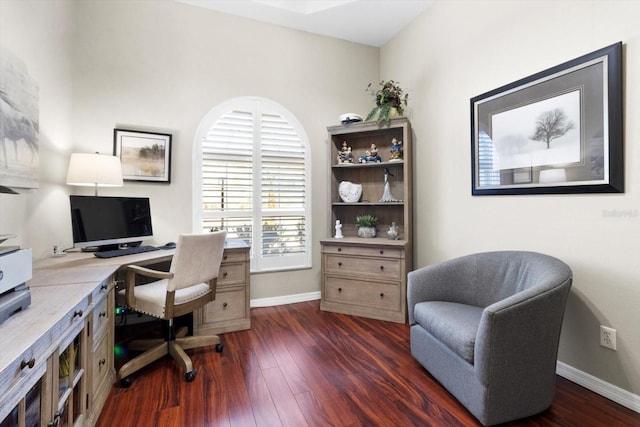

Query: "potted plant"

xmin=365 ymin=80 xmax=409 ymax=125
xmin=356 ymin=214 xmax=379 ymax=238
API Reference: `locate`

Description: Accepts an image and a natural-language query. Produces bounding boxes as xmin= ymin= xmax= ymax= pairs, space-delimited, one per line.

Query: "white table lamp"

xmin=66 ymin=152 xmax=123 ymax=196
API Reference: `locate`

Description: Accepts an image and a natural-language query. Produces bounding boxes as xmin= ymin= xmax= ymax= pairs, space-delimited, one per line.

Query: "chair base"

xmin=117 ymin=326 xmax=222 ymax=387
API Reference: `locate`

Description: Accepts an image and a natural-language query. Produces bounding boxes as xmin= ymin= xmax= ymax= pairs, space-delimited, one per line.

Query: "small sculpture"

xmin=387 ymin=222 xmax=400 ymax=240
xmin=337 ymin=141 xmax=353 ymax=164
xmin=358 ymin=143 xmax=382 ymax=163
xmin=389 ymin=138 xmax=403 ymax=161
xmin=335 ymin=220 xmax=343 ymax=239
xmin=338 ymin=181 xmax=363 ymax=203
xmin=380 ymin=168 xmax=400 ymax=202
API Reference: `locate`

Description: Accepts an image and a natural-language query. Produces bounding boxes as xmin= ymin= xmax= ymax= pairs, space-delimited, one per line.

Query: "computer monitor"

xmin=69 ymin=195 xmax=154 ymax=251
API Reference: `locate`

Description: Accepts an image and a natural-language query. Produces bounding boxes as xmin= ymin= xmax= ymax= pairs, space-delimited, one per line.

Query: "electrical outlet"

xmin=600 ymin=325 xmax=617 ymax=350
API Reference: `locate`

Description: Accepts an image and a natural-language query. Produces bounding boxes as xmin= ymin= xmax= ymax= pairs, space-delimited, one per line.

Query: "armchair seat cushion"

xmin=413 ymin=301 xmax=483 ymax=364
xmin=119 ymin=280 xmax=211 ymax=318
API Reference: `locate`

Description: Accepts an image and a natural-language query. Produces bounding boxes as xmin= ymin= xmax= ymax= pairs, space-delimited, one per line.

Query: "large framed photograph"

xmin=471 ymin=42 xmax=623 ymax=195
xmin=114 ymin=129 xmax=172 ymax=183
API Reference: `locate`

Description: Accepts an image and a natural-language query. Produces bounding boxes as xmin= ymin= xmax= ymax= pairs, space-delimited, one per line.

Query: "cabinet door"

xmin=0 ymin=362 xmax=46 ymax=427
xmin=51 ymin=319 xmax=87 ymax=427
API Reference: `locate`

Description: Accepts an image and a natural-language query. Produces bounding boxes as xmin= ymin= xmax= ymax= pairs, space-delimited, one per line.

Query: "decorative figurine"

xmin=358 ymin=143 xmax=382 ymax=163
xmin=337 ymin=141 xmax=353 ymax=164
xmin=380 ymin=168 xmax=400 ymax=202
xmin=335 ymin=219 xmax=343 ymax=239
xmin=389 ymin=138 xmax=403 ymax=161
xmin=387 ymin=222 xmax=400 ymax=240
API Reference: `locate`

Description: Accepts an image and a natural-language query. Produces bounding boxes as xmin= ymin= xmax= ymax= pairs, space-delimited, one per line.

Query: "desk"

xmin=0 ymin=240 xmax=250 ymax=426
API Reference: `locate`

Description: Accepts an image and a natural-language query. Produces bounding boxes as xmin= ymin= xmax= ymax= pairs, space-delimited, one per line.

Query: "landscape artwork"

xmin=471 ymin=42 xmax=622 ymax=195
xmin=491 ymin=90 xmax=581 ymax=171
xmin=0 ymin=48 xmax=39 ymax=189
xmin=113 ymin=129 xmax=172 ymax=183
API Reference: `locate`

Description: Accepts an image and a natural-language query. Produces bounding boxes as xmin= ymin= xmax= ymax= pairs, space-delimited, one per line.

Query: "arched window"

xmin=193 ymin=97 xmax=311 ymax=272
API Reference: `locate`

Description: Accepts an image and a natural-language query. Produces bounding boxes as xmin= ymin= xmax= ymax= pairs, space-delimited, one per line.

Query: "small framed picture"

xmin=114 ymin=129 xmax=172 ymax=183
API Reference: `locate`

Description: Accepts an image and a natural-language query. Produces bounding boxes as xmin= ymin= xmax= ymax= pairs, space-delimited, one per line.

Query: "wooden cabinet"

xmin=86 ymin=282 xmax=115 ymax=426
xmin=194 ymin=241 xmax=251 ymax=335
xmin=320 ymin=118 xmax=412 ymax=323
xmin=0 ymin=273 xmax=115 ymax=427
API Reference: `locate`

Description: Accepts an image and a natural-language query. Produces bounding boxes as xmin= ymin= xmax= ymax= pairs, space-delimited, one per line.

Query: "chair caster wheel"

xmin=185 ymin=371 xmax=196 ymax=382
xmin=120 ymin=377 xmax=132 ymax=388
xmin=215 ymin=343 xmax=224 ymax=352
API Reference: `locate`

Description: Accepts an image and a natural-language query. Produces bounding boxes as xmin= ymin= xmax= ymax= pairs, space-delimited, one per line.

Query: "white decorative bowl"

xmin=338 ymin=181 xmax=362 ymax=203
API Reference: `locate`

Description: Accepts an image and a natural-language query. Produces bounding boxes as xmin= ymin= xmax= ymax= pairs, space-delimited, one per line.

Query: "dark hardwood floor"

xmin=98 ymin=301 xmax=640 ymax=427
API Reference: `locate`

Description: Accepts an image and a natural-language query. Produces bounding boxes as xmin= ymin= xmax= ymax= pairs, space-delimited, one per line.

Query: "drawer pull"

xmin=380 ymin=293 xmax=385 ymax=298
xmin=223 ymin=272 xmax=228 ymax=278
xmin=99 ymin=358 xmax=106 ymax=367
xmin=223 ymin=255 xmax=228 ymax=260
xmin=379 ymin=250 xmax=384 ymax=255
xmin=20 ymin=358 xmax=36 ymax=370
xmin=337 ymin=248 xmax=342 ymax=252
xmin=338 ymin=287 xmax=342 ymax=292
xmin=338 ymin=262 xmax=342 ymax=267
xmin=73 ymin=310 xmax=83 ymax=318
xmin=379 ymin=266 xmax=384 ymax=271
xmin=99 ymin=311 xmax=107 ymax=318
xmin=100 ymin=284 xmax=108 ymax=291
xmin=222 ymin=302 xmax=228 ymax=308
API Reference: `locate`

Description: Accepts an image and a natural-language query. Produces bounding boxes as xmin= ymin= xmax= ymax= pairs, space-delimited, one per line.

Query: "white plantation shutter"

xmin=195 ymin=98 xmax=311 ymax=272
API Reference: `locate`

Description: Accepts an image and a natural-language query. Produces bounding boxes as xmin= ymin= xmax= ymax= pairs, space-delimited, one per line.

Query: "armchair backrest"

xmin=167 ymin=231 xmax=227 ymax=292
xmin=466 ymin=251 xmax=572 ymax=308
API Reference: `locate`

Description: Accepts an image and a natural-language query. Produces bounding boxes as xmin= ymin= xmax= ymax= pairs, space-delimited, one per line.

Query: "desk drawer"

xmin=91 ymin=334 xmax=111 ymax=397
xmin=49 ymin=297 xmax=90 ymax=349
xmin=324 ymin=276 xmax=401 ymax=312
xmin=222 ymin=249 xmax=248 ymax=264
xmin=218 ymin=263 xmax=246 ymax=286
xmin=92 ymin=296 xmax=110 ymax=343
xmin=324 ymin=254 xmax=401 ymax=280
xmin=0 ymin=356 xmax=46 ymax=422
xmin=202 ymin=287 xmax=246 ymax=324
xmin=90 ymin=279 xmax=112 ymax=303
xmin=0 ymin=343 xmax=47 ymax=406
xmin=322 ymin=244 xmax=403 ymax=259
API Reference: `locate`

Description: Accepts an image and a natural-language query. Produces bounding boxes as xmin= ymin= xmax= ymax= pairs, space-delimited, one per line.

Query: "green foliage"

xmin=365 ymin=80 xmax=409 ymax=125
xmin=356 ymin=214 xmax=379 ymax=227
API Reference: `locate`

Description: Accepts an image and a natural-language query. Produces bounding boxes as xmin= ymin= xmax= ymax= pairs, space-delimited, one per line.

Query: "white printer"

xmin=0 ymin=248 xmax=32 ymax=324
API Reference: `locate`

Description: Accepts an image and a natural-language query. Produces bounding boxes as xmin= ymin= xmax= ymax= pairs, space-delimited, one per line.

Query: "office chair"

xmin=117 ymin=231 xmax=227 ymax=387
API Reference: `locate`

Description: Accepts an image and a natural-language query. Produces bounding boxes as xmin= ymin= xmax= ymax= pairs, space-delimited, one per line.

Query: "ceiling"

xmin=177 ymin=0 xmax=433 ymax=47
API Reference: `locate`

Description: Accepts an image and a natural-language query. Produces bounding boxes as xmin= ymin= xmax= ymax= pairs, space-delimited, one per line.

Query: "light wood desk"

xmin=0 ymin=240 xmax=250 ymax=426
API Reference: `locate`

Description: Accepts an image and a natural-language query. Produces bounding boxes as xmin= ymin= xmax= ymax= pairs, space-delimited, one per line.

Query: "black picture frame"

xmin=470 ymin=42 xmax=623 ymax=195
xmin=113 ymin=129 xmax=172 ymax=183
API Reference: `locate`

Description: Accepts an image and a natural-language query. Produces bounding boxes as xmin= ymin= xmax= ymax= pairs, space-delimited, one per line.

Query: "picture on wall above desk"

xmin=470 ymin=41 xmax=623 ymax=195
xmin=113 ymin=128 xmax=172 ymax=183
xmin=0 ymin=48 xmax=39 ymax=189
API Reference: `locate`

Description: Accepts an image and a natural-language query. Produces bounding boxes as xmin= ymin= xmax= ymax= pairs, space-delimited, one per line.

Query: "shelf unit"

xmin=320 ymin=118 xmax=413 ymax=323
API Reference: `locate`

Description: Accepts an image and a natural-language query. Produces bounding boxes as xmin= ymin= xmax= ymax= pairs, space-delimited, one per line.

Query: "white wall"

xmin=382 ymin=0 xmax=640 ymax=396
xmin=0 ymin=0 xmax=75 ymax=260
xmin=1 ymin=0 xmax=379 ymax=301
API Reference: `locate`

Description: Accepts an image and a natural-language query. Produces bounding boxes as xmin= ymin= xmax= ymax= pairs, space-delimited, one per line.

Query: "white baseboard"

xmin=557 ymin=361 xmax=640 ymax=413
xmin=250 ymin=291 xmax=320 ymax=308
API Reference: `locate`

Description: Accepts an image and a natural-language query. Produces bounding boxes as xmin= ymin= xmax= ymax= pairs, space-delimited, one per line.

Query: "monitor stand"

xmin=81 ymin=244 xmax=119 ymax=253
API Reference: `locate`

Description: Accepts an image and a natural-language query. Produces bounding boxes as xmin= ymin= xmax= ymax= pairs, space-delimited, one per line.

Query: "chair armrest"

xmin=127 ymin=264 xmax=174 ymax=280
xmin=407 ymin=257 xmax=477 ymax=324
xmin=123 ymin=265 xmax=174 ymax=307
xmin=474 ymin=278 xmax=572 ymax=385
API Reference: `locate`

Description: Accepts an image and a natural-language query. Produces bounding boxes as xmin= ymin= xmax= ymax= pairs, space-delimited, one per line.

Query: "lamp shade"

xmin=66 ymin=153 xmax=123 ymax=188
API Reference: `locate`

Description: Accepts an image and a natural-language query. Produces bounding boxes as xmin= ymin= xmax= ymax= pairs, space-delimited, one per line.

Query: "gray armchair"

xmin=407 ymin=251 xmax=572 ymax=426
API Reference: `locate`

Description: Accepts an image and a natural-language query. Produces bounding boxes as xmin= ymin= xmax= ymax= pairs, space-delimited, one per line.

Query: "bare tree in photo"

xmin=530 ymin=108 xmax=575 ymax=149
